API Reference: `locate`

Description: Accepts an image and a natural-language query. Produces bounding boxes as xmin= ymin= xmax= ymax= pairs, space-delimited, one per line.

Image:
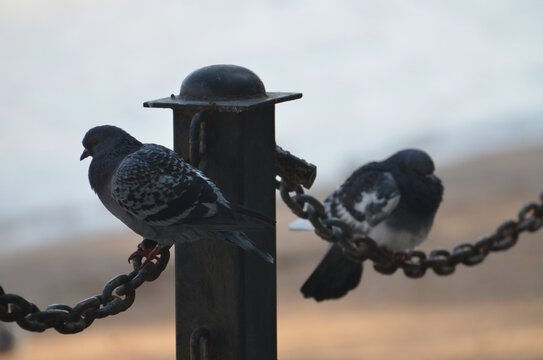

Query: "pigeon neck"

xmin=89 ymin=142 xmax=141 ymax=193
xmin=393 ymin=173 xmax=443 ymax=221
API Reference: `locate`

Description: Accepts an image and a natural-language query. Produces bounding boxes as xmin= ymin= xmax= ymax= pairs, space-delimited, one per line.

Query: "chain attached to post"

xmin=275 ymin=145 xmax=317 ymax=190
xmin=0 ymin=246 xmax=170 ymax=334
xmin=276 ymin=148 xmax=543 ymax=277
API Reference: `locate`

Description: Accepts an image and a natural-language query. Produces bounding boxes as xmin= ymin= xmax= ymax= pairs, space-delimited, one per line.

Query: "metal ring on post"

xmin=190 ymin=327 xmax=210 ymax=360
xmin=189 ymin=110 xmax=210 ymax=168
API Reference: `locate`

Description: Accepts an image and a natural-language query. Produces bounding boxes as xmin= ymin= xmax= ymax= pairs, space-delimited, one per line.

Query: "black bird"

xmin=289 ymin=149 xmax=444 ymax=301
xmin=81 ymin=125 xmax=274 ymax=265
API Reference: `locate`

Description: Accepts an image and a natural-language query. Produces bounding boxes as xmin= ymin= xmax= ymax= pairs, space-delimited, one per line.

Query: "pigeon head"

xmin=388 ymin=149 xmax=436 ymax=178
xmin=80 ymin=125 xmax=141 ymax=160
xmin=387 ymin=148 xmax=443 ymax=214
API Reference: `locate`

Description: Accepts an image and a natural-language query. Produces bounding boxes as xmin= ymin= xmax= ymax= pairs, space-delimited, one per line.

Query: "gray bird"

xmin=290 ymin=149 xmax=443 ymax=301
xmin=81 ymin=125 xmax=274 ymax=265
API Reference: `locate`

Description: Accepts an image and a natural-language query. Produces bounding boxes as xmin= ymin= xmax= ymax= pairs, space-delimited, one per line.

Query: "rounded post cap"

xmin=180 ymin=64 xmax=266 ymax=101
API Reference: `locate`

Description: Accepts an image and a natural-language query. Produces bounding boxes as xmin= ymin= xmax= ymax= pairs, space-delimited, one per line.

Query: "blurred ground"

xmin=1 ymin=145 xmax=542 ymax=360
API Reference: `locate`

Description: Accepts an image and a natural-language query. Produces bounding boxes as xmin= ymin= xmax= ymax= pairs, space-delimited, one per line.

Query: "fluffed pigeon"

xmin=289 ymin=149 xmax=443 ymax=301
xmin=81 ymin=125 xmax=274 ymax=265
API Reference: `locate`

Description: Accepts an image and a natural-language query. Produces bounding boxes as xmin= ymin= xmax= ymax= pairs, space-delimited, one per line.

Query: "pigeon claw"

xmin=141 ymin=245 xmax=162 ymax=267
xmin=378 ymin=246 xmax=407 ymax=264
xmin=128 ymin=241 xmax=163 ymax=267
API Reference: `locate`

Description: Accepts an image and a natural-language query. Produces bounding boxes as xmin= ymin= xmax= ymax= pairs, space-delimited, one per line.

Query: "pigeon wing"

xmin=324 ymin=169 xmax=400 ymax=234
xmin=111 ymin=144 xmax=226 ymax=226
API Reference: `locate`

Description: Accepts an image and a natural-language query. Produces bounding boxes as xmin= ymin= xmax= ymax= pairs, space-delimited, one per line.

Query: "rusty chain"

xmin=0 ymin=244 xmax=170 ymax=334
xmin=0 ymin=140 xmax=309 ymax=336
xmin=2 ymin=145 xmax=541 ymax=334
xmin=277 ymin=175 xmax=543 ymax=278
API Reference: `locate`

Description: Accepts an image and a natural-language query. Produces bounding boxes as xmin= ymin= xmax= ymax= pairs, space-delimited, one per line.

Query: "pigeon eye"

xmin=92 ymin=140 xmax=99 ymax=145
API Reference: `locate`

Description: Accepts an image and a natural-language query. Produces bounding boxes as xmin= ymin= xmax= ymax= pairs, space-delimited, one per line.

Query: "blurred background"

xmin=0 ymin=0 xmax=542 ymax=359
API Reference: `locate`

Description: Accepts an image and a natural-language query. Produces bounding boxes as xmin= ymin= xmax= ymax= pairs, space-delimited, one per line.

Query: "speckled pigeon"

xmin=289 ymin=149 xmax=443 ymax=301
xmin=81 ymin=125 xmax=274 ymax=265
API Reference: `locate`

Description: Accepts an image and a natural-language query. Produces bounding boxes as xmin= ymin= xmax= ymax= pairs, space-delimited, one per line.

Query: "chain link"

xmin=277 ymin=177 xmax=543 ymax=278
xmin=0 ymin=245 xmax=170 ymax=334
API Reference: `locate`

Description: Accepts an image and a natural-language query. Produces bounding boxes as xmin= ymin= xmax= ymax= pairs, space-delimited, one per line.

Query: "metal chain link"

xmin=0 ymin=246 xmax=170 ymax=334
xmin=277 ymin=178 xmax=543 ymax=278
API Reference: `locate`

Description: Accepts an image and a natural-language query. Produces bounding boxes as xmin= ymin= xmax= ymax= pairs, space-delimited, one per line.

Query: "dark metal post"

xmin=144 ymin=65 xmax=301 ymax=360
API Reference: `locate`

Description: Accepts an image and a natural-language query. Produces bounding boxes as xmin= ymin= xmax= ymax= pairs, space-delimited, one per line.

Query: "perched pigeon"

xmin=289 ymin=149 xmax=443 ymax=301
xmin=81 ymin=125 xmax=274 ymax=264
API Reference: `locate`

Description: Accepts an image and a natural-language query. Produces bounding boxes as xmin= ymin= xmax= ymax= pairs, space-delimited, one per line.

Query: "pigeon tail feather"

xmin=230 ymin=203 xmax=275 ymax=228
xmin=224 ymin=231 xmax=274 ymax=264
xmin=301 ymin=244 xmax=363 ymax=301
xmin=288 ymin=218 xmax=315 ymax=231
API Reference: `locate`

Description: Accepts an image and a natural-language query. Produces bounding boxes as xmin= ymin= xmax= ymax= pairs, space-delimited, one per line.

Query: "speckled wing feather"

xmin=324 ymin=169 xmax=400 ymax=233
xmin=111 ymin=144 xmax=229 ymax=226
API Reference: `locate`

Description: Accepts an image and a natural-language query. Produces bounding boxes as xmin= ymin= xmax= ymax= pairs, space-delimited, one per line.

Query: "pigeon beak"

xmin=80 ymin=149 xmax=91 ymax=161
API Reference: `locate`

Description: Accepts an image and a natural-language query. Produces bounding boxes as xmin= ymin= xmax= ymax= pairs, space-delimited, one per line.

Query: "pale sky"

xmin=1 ymin=0 xmax=542 ymax=245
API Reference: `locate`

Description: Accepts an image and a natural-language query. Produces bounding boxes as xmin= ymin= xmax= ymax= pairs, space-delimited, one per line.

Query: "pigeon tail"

xmin=289 ymin=218 xmax=315 ymax=231
xmin=301 ymin=243 xmax=363 ymax=301
xmin=224 ymin=231 xmax=274 ymax=264
xmin=230 ymin=203 xmax=275 ymax=228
